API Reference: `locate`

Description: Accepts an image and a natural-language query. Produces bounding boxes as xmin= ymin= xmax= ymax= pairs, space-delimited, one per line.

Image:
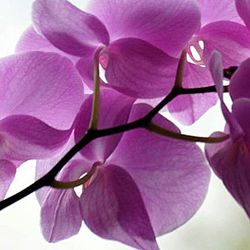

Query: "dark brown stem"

xmin=0 ymin=84 xmax=229 ymax=211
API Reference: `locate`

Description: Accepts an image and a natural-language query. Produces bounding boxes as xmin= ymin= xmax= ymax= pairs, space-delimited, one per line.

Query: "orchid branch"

xmin=0 ymin=45 xmax=231 ymax=210
xmin=148 ymin=122 xmax=229 ymax=143
xmin=89 ymin=48 xmax=102 ymax=130
xmin=174 ymin=49 xmax=187 ymax=88
xmin=51 ymin=162 xmax=99 ymax=189
xmin=0 ymin=82 xmax=230 ymax=211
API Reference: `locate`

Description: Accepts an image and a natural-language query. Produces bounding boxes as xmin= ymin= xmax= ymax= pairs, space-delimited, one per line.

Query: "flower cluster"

xmin=0 ymin=0 xmax=250 ymax=249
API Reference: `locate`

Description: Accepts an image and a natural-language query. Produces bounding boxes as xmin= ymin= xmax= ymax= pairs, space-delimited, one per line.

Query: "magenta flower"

xmin=167 ymin=0 xmax=250 ymax=125
xmin=17 ymin=0 xmax=201 ymax=98
xmin=0 ymin=51 xmax=84 ymax=200
xmin=205 ymin=52 xmax=250 ymax=217
xmin=36 ymin=88 xmax=210 ymax=248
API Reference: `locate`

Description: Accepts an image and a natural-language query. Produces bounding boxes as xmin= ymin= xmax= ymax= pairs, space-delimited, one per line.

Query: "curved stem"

xmin=51 ymin=164 xmax=98 ymax=189
xmin=148 ymin=122 xmax=230 ymax=143
xmin=174 ymin=49 xmax=187 ymax=88
xmin=89 ymin=48 xmax=102 ymax=130
xmin=0 ymin=84 xmax=230 ymax=210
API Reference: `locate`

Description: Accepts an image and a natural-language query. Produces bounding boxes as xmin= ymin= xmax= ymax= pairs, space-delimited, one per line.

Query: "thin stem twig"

xmin=89 ymin=48 xmax=102 ymax=130
xmin=0 ymin=83 xmax=229 ymax=211
xmin=148 ymin=122 xmax=229 ymax=143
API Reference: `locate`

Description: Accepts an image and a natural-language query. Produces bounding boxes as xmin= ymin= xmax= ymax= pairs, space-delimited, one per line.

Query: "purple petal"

xmin=39 ymin=158 xmax=89 ymax=242
xmin=108 ymin=104 xmax=210 ymax=235
xmin=16 ymin=26 xmax=78 ymax=62
xmin=41 ymin=189 xmax=82 ymax=242
xmin=32 ymin=0 xmax=109 ymax=56
xmin=81 ymin=165 xmax=159 ymax=250
xmin=205 ymin=131 xmax=229 ymax=177
xmin=230 ymin=58 xmax=250 ymax=100
xmin=87 ymin=0 xmax=200 ymax=56
xmin=236 ymin=0 xmax=250 ymax=30
xmin=168 ymin=62 xmax=217 ymax=125
xmin=232 ymin=98 xmax=250 ymax=145
xmin=76 ymin=56 xmax=106 ymax=90
xmin=0 ymin=51 xmax=83 ymax=130
xmin=198 ymin=0 xmax=243 ymax=25
xmin=209 ymin=52 xmax=243 ymax=139
xmin=208 ymin=52 xmax=224 ymax=97
xmin=0 ymin=115 xmax=71 ymax=161
xmin=0 ymin=160 xmax=16 ymax=200
xmin=76 ymin=56 xmax=95 ymax=89
xmin=205 ymin=135 xmax=250 ymax=217
xmin=199 ymin=21 xmax=250 ymax=67
xmin=74 ymin=88 xmax=134 ymax=162
xmin=103 ymin=38 xmax=178 ymax=98
xmin=36 ymin=135 xmax=90 ymax=205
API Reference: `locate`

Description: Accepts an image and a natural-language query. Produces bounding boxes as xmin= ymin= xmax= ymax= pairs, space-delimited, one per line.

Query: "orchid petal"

xmin=0 ymin=51 xmax=83 ymax=130
xmin=236 ymin=0 xmax=250 ymax=30
xmin=0 ymin=160 xmax=16 ymax=200
xmin=205 ymin=131 xmax=229 ymax=177
xmin=74 ymin=88 xmax=134 ymax=162
xmin=205 ymin=133 xmax=250 ymax=217
xmin=87 ymin=0 xmax=200 ymax=56
xmin=109 ymin=104 xmax=210 ymax=235
xmin=168 ymin=63 xmax=217 ymax=125
xmin=39 ymin=158 xmax=89 ymax=242
xmin=0 ymin=115 xmax=71 ymax=161
xmin=41 ymin=188 xmax=82 ymax=242
xmin=230 ymin=58 xmax=250 ymax=100
xmin=209 ymin=52 xmax=243 ymax=138
xmin=81 ymin=165 xmax=159 ymax=250
xmin=199 ymin=21 xmax=250 ymax=67
xmin=38 ymin=148 xmax=93 ymax=242
xmin=76 ymin=56 xmax=106 ymax=90
xmin=103 ymin=38 xmax=178 ymax=98
xmin=208 ymin=52 xmax=224 ymax=97
xmin=32 ymin=0 xmax=109 ymax=56
xmin=198 ymin=0 xmax=242 ymax=25
xmin=16 ymin=26 xmax=78 ymax=62
xmin=232 ymin=98 xmax=250 ymax=145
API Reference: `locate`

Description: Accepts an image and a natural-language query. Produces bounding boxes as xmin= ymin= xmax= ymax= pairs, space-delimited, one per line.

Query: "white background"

xmin=0 ymin=1 xmax=249 ymax=250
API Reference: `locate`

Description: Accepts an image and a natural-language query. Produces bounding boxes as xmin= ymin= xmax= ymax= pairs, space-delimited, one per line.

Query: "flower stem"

xmin=174 ymin=49 xmax=187 ymax=88
xmin=89 ymin=49 xmax=102 ymax=130
xmin=0 ymin=84 xmax=229 ymax=210
xmin=51 ymin=164 xmax=98 ymax=189
xmin=148 ymin=122 xmax=229 ymax=143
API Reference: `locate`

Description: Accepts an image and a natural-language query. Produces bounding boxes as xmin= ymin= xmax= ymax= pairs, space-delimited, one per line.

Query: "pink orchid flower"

xmin=17 ymin=0 xmax=201 ymax=98
xmin=36 ymin=87 xmax=210 ymax=249
xmin=206 ymin=51 xmax=250 ymax=217
xmin=0 ymin=51 xmax=83 ymax=200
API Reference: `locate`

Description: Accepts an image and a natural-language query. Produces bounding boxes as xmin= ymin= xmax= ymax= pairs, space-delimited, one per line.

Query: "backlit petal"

xmin=32 ymin=0 xmax=109 ymax=56
xmin=0 ymin=160 xmax=16 ymax=200
xmin=74 ymin=88 xmax=134 ymax=162
xmin=230 ymin=58 xmax=250 ymax=100
xmin=199 ymin=21 xmax=250 ymax=67
xmin=103 ymin=38 xmax=178 ymax=98
xmin=87 ymin=0 xmax=200 ymax=56
xmin=0 ymin=51 xmax=83 ymax=129
xmin=168 ymin=63 xmax=217 ymax=125
xmin=236 ymin=0 xmax=250 ymax=30
xmin=109 ymin=104 xmax=210 ymax=235
xmin=198 ymin=0 xmax=242 ymax=25
xmin=81 ymin=165 xmax=159 ymax=250
xmin=0 ymin=115 xmax=71 ymax=161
